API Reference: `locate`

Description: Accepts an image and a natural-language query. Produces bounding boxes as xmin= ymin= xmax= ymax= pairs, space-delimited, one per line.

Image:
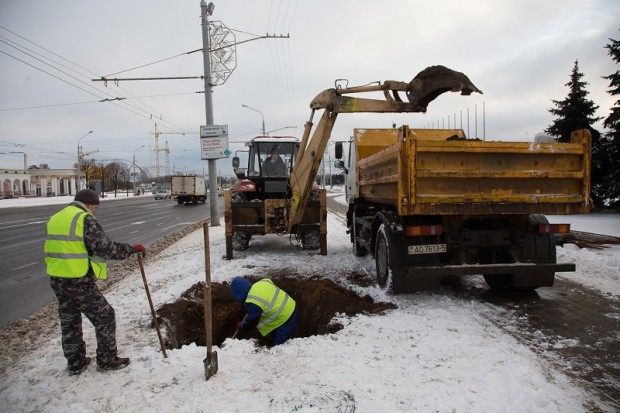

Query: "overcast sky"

xmin=1 ymin=0 xmax=618 ymax=177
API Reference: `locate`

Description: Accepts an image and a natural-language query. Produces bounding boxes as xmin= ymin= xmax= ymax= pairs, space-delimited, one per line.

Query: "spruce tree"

xmin=546 ymin=60 xmax=602 ymax=142
xmin=546 ymin=60 xmax=605 ymax=207
xmin=602 ymin=34 xmax=620 ymax=208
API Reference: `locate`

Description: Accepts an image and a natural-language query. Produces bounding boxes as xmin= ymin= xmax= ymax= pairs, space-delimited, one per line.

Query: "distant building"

xmin=0 ymin=168 xmax=79 ymax=198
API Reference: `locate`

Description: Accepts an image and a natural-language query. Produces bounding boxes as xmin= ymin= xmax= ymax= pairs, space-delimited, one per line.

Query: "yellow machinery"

xmin=336 ymin=127 xmax=591 ymax=292
xmin=225 ymin=65 xmax=483 ymax=260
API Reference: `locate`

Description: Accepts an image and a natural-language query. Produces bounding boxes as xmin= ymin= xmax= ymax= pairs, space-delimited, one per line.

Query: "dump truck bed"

xmin=355 ymin=127 xmax=591 ymax=216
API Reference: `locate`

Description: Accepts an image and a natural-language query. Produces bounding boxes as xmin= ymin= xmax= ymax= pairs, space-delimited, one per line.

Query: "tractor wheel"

xmin=301 ymin=231 xmax=320 ymax=250
xmin=232 ymin=232 xmax=251 ymax=251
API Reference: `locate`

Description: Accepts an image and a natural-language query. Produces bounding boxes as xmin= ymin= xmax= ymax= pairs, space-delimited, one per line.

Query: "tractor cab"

xmin=232 ymin=136 xmax=299 ymax=200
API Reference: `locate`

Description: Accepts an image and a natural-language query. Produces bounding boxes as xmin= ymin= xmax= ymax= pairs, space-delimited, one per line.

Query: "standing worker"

xmin=44 ymin=189 xmax=146 ymax=375
xmin=231 ymin=277 xmax=299 ymax=346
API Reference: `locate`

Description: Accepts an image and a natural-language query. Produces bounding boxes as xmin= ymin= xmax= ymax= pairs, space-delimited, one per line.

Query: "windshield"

xmin=248 ymin=142 xmax=297 ymax=177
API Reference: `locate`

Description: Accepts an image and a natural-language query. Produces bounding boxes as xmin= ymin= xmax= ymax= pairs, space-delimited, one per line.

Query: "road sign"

xmin=200 ymin=124 xmax=228 ymax=138
xmin=200 ymin=124 xmax=230 ymax=159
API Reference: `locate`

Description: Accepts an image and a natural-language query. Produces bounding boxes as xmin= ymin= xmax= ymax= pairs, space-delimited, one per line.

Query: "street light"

xmin=133 ymin=145 xmax=145 ymax=195
xmin=76 ymin=130 xmax=93 ymax=191
xmin=241 ymin=104 xmax=266 ymax=135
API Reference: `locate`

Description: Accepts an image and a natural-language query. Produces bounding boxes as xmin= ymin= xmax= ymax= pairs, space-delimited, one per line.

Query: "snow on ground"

xmin=1 ymin=189 xmax=619 ymax=412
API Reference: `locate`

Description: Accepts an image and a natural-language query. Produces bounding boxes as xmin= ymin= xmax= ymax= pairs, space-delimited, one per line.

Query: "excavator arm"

xmin=287 ymin=65 xmax=482 ymax=232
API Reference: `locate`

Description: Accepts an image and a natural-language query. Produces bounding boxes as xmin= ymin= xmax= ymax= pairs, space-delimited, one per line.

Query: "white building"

xmin=1 ymin=168 xmax=79 ymax=198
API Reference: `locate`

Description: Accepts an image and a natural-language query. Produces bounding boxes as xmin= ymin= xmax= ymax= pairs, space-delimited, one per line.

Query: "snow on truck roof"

xmin=250 ymin=136 xmax=298 ymax=143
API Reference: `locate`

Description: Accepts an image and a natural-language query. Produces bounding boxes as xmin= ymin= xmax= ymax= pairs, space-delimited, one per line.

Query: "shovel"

xmin=137 ymin=253 xmax=167 ymax=358
xmin=203 ymin=223 xmax=218 ymax=380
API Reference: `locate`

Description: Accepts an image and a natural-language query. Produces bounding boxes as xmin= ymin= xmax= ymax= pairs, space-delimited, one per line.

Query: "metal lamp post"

xmin=76 ymin=130 xmax=93 ymax=191
xmin=133 ymin=145 xmax=145 ymax=195
xmin=241 ymin=104 xmax=266 ymax=135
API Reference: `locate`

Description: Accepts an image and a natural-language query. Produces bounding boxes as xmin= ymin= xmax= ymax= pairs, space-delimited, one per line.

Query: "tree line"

xmin=546 ymin=32 xmax=620 ymax=209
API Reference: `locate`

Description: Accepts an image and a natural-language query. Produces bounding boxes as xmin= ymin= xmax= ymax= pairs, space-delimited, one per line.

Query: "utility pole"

xmin=201 ymin=0 xmax=219 ymax=225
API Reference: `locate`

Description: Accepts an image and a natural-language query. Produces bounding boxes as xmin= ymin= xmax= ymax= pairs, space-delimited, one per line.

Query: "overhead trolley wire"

xmin=0 ymin=25 xmax=201 ymax=135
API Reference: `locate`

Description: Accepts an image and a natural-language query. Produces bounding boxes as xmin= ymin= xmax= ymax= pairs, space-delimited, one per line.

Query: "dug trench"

xmin=156 ymin=271 xmax=395 ymax=348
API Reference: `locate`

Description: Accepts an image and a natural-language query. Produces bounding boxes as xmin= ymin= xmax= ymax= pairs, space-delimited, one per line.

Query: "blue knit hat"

xmin=231 ymin=277 xmax=252 ymax=302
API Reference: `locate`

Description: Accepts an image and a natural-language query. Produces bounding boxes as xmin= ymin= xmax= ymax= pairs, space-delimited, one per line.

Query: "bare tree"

xmin=106 ymin=160 xmax=129 ymax=197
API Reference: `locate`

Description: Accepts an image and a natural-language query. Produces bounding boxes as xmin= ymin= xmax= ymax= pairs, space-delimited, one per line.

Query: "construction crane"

xmin=149 ymin=123 xmax=195 ymax=178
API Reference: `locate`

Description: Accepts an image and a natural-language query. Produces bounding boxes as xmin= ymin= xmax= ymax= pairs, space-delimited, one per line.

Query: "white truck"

xmin=171 ymin=175 xmax=207 ymax=205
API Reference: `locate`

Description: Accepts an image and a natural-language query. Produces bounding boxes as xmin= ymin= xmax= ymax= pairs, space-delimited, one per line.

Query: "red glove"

xmin=236 ymin=321 xmax=242 ymax=330
xmin=133 ymin=244 xmax=146 ymax=257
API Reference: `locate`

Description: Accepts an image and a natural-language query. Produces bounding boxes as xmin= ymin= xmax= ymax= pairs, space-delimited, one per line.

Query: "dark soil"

xmin=156 ymin=271 xmax=396 ymax=348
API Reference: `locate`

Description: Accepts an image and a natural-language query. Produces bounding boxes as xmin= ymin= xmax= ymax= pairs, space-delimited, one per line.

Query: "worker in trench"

xmin=230 ymin=277 xmax=299 ymax=346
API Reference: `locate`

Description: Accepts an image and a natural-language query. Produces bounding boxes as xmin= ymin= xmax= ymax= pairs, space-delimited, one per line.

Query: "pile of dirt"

xmin=157 ymin=272 xmax=396 ymax=348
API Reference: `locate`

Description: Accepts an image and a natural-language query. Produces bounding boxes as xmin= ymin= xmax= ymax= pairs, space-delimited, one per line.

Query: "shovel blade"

xmin=203 ymin=351 xmax=218 ymax=380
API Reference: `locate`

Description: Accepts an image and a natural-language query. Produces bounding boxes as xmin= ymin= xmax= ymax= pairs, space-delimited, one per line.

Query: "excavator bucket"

xmin=406 ymin=65 xmax=482 ymax=112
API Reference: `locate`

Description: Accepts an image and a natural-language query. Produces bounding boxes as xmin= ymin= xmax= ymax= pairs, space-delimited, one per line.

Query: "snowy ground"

xmin=0 ymin=189 xmax=619 ymax=412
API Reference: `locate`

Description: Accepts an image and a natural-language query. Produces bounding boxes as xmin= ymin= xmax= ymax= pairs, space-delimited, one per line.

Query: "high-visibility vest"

xmin=45 ymin=205 xmax=107 ymax=280
xmin=246 ymin=279 xmax=296 ymax=336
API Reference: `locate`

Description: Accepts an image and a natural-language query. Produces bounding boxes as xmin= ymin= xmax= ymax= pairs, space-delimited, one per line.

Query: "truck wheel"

xmin=177 ymin=199 xmax=184 ymax=205
xmin=232 ymin=232 xmax=251 ymax=251
xmin=375 ymin=224 xmax=393 ymax=292
xmin=484 ymin=214 xmax=556 ymax=291
xmin=352 ymin=210 xmax=367 ymax=257
xmin=301 ymin=231 xmax=320 ymax=250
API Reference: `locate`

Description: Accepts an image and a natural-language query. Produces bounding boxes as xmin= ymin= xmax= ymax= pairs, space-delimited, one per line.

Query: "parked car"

xmin=153 ymin=190 xmax=171 ymax=200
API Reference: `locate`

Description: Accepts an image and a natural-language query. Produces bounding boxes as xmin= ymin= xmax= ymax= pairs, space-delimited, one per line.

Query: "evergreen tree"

xmin=546 ymin=60 xmax=602 ymax=142
xmin=546 ymin=60 xmax=605 ymax=207
xmin=601 ymin=34 xmax=620 ymax=208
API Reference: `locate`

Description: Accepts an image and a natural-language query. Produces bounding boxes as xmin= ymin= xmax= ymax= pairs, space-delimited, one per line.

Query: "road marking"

xmin=0 ymin=220 xmax=47 ymax=230
xmin=12 ymin=262 xmax=38 ymax=271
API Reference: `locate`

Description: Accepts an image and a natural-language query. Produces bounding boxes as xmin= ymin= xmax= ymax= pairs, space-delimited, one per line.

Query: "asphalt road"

xmin=0 ymin=195 xmax=221 ymax=328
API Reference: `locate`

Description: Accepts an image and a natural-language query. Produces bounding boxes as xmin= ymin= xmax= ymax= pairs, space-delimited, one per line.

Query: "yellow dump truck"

xmin=335 ymin=127 xmax=591 ymax=292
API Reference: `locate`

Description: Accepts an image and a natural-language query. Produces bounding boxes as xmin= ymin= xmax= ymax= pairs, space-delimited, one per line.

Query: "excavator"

xmin=224 ymin=65 xmax=481 ymax=259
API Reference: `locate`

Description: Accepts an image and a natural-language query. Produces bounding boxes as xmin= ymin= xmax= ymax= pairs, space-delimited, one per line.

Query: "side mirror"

xmin=232 ymin=156 xmax=240 ymax=168
xmin=335 ymin=142 xmax=343 ymax=159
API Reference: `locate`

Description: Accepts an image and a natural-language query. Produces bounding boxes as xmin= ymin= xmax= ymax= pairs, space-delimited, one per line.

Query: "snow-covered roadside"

xmin=1 ymin=208 xmax=613 ymax=412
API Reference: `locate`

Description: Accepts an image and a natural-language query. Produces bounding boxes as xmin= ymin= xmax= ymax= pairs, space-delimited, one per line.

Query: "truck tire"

xmin=484 ymin=214 xmax=556 ymax=291
xmin=375 ymin=224 xmax=393 ymax=292
xmin=352 ymin=210 xmax=368 ymax=257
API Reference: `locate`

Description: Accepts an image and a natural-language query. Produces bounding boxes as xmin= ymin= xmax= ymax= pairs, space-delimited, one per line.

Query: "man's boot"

xmin=97 ymin=356 xmax=130 ymax=371
xmin=68 ymin=356 xmax=91 ymax=376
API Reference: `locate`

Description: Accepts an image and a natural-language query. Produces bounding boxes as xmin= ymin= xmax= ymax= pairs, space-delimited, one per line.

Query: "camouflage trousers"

xmin=50 ymin=274 xmax=118 ymax=368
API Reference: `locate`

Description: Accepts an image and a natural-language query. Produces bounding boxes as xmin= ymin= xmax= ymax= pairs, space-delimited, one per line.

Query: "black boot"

xmin=96 ymin=356 xmax=130 ymax=371
xmin=68 ymin=356 xmax=91 ymax=376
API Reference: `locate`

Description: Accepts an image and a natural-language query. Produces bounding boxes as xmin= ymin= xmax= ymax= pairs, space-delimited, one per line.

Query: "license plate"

xmin=408 ymin=244 xmax=447 ymax=255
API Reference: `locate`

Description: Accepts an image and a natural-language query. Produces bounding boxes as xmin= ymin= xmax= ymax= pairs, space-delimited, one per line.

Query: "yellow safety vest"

xmin=246 ymin=279 xmax=296 ymax=336
xmin=45 ymin=205 xmax=107 ymax=280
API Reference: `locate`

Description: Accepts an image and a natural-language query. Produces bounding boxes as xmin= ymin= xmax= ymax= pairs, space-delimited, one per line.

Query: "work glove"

xmin=133 ymin=244 xmax=146 ymax=257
